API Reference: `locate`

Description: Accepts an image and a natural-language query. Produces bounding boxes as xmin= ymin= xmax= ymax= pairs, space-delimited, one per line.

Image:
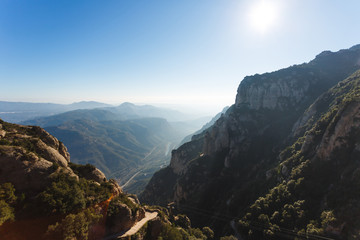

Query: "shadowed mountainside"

xmin=141 ymin=44 xmax=360 ymax=239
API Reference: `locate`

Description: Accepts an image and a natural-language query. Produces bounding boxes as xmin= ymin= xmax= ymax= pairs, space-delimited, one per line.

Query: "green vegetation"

xmin=46 ymin=208 xmax=102 ymax=240
xmin=37 ymin=173 xmax=112 ymax=215
xmin=238 ymin=70 xmax=360 ymax=239
xmin=157 ymin=223 xmax=213 ymax=240
xmin=0 ymin=139 xmax=11 ymax=145
xmin=37 ymin=116 xmax=183 ymax=193
xmin=220 ymin=236 xmax=237 ymax=240
xmin=107 ymin=194 xmax=140 ymax=218
xmin=69 ymin=162 xmax=96 ymax=175
xmin=0 ymin=183 xmax=17 ymax=225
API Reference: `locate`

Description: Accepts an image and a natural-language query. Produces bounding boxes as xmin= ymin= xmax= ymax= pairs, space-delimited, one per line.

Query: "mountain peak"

xmin=350 ymin=44 xmax=360 ymax=50
xmin=235 ymin=45 xmax=360 ymax=111
xmin=118 ymin=102 xmax=136 ymax=107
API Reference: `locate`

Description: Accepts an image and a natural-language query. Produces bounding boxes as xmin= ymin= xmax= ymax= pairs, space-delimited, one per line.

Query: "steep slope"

xmin=23 ymin=107 xmax=204 ymax=194
xmin=179 ymin=106 xmax=229 ymax=146
xmin=0 ymin=101 xmax=112 ymax=123
xmin=0 ymin=119 xmax=215 ymax=240
xmin=107 ymin=102 xmax=192 ymax=122
xmin=141 ymin=45 xmax=360 ymax=237
xmin=22 ymin=108 xmax=119 ymax=127
xmin=238 ymin=70 xmax=360 ymax=239
xmin=44 ymin=118 xmax=179 ymax=177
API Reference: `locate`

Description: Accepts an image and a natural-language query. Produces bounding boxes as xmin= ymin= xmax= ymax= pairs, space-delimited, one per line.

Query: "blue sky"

xmin=1 ymin=0 xmax=359 ymax=114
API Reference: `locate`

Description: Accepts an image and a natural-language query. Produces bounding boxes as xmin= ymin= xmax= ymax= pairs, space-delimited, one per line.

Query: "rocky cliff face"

xmin=0 ymin=120 xmax=218 ymax=240
xmin=238 ymin=70 xmax=360 ymax=239
xmin=141 ymin=45 xmax=360 ymax=237
xmin=236 ymin=45 xmax=360 ymax=111
xmin=235 ymin=71 xmax=311 ymax=110
xmin=0 ymin=121 xmax=115 ymax=195
xmin=0 ymin=121 xmax=75 ymax=194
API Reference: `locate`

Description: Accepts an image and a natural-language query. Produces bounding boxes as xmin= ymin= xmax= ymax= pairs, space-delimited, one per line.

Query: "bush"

xmin=37 ymin=172 xmax=113 ymax=215
xmin=0 ymin=183 xmax=17 ymax=226
xmin=0 ymin=183 xmax=17 ymax=204
xmin=46 ymin=208 xmax=102 ymax=240
xmin=37 ymin=175 xmax=86 ymax=214
xmin=158 ymin=223 xmax=184 ymax=240
xmin=0 ymin=139 xmax=10 ymax=145
xmin=202 ymin=226 xmax=214 ymax=239
xmin=107 ymin=194 xmax=139 ymax=218
xmin=0 ymin=200 xmax=15 ymax=225
xmin=220 ymin=236 xmax=237 ymax=240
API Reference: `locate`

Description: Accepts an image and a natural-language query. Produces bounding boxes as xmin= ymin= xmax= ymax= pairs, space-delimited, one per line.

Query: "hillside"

xmin=237 ymin=68 xmax=360 ymax=240
xmin=0 ymin=101 xmax=112 ymax=123
xmin=0 ymin=119 xmax=218 ymax=240
xmin=141 ymin=45 xmax=360 ymax=238
xmin=23 ymin=107 xmax=210 ymax=194
xmin=179 ymin=106 xmax=229 ymax=146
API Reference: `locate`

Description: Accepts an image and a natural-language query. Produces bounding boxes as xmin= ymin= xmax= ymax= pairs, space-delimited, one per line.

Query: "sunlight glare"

xmin=248 ymin=0 xmax=280 ymax=34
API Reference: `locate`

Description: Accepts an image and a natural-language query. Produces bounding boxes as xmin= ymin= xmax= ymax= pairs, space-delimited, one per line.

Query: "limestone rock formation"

xmin=0 ymin=120 xmax=110 ymax=196
xmin=141 ymin=45 xmax=360 ymax=238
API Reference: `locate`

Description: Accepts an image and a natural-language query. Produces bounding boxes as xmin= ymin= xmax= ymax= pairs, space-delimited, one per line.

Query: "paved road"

xmin=119 ymin=212 xmax=158 ymax=238
xmin=103 ymin=211 xmax=158 ymax=240
xmin=121 ymin=171 xmax=141 ymax=188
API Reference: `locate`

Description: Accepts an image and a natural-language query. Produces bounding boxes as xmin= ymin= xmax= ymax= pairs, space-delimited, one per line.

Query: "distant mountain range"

xmin=0 ymin=101 xmax=112 ymax=123
xmin=0 ymin=119 xmax=208 ymax=240
xmin=22 ymin=104 xmax=213 ymax=194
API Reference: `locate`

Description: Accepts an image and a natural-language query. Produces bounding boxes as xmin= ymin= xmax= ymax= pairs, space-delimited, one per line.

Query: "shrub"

xmin=0 ymin=183 xmax=17 ymax=226
xmin=46 ymin=208 xmax=102 ymax=240
xmin=0 ymin=200 xmax=15 ymax=225
xmin=37 ymin=175 xmax=86 ymax=214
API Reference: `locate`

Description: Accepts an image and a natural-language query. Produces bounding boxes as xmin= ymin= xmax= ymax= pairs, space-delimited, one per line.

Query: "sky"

xmin=0 ymin=0 xmax=360 ymax=115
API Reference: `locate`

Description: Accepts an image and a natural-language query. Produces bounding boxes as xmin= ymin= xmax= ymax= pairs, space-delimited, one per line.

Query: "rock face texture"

xmin=0 ymin=120 xmax=110 ymax=195
xmin=0 ymin=120 xmax=143 ymax=240
xmin=238 ymin=70 xmax=360 ymax=239
xmin=107 ymin=202 xmax=146 ymax=233
xmin=235 ymin=72 xmax=311 ymax=110
xmin=141 ymin=45 xmax=360 ymax=237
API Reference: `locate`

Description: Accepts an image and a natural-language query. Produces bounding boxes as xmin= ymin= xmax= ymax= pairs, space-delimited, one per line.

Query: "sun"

xmin=248 ymin=0 xmax=280 ymax=34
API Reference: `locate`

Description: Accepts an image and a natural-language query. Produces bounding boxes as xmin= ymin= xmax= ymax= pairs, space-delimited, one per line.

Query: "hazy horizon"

xmin=1 ymin=0 xmax=360 ymax=115
xmin=0 ymin=99 xmax=226 ymax=117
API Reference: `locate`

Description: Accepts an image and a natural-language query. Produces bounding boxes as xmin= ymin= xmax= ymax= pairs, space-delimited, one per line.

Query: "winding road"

xmin=120 ymin=212 xmax=158 ymax=238
xmin=104 ymin=211 xmax=158 ymax=239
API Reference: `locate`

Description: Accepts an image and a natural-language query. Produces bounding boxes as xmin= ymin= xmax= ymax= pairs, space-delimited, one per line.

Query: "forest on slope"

xmin=141 ymin=45 xmax=360 ymax=239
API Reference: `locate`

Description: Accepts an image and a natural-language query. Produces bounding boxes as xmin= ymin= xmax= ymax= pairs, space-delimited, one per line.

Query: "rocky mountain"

xmin=23 ymin=107 xmax=210 ymax=194
xmin=0 ymin=101 xmax=112 ymax=123
xmin=0 ymin=119 xmax=218 ymax=240
xmin=107 ymin=102 xmax=193 ymax=122
xmin=141 ymin=45 xmax=360 ymax=239
xmin=179 ymin=106 xmax=230 ymax=146
xmin=237 ymin=68 xmax=360 ymax=240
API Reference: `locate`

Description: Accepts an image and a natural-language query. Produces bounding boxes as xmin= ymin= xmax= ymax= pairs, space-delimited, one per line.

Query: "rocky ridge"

xmin=238 ymin=70 xmax=360 ymax=239
xmin=141 ymin=45 xmax=360 ymax=238
xmin=0 ymin=119 xmax=217 ymax=240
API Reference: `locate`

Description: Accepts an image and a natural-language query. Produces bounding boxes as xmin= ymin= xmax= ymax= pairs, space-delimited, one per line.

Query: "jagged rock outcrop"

xmin=170 ymin=138 xmax=204 ymax=175
xmin=235 ymin=72 xmax=311 ymax=110
xmin=238 ymin=70 xmax=360 ymax=239
xmin=1 ymin=120 xmax=207 ymax=240
xmin=107 ymin=202 xmax=146 ymax=233
xmin=0 ymin=120 xmax=111 ymax=195
xmin=141 ymin=45 xmax=360 ymax=237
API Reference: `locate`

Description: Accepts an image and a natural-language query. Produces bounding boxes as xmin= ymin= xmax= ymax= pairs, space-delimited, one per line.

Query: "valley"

xmin=141 ymin=44 xmax=360 ymax=239
xmin=2 ymin=1 xmax=359 ymax=239
xmin=1 ymin=44 xmax=360 ymax=240
xmin=21 ymin=104 xmax=212 ymax=194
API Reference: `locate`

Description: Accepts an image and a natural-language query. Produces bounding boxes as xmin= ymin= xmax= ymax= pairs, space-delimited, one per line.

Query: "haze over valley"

xmin=1 ymin=1 xmax=360 ymax=239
